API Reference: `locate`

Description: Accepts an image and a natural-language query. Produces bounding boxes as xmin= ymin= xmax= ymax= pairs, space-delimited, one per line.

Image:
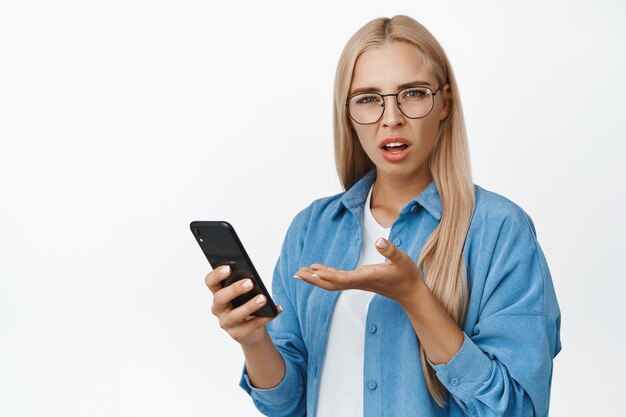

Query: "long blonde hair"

xmin=333 ymin=15 xmax=475 ymax=407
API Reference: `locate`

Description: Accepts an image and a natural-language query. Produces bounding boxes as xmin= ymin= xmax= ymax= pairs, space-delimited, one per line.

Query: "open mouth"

xmin=382 ymin=143 xmax=409 ymax=153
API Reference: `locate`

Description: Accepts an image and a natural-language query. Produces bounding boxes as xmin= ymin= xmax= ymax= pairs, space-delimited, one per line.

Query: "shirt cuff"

xmin=426 ymin=332 xmax=493 ymax=402
xmin=239 ymin=357 xmax=302 ymax=408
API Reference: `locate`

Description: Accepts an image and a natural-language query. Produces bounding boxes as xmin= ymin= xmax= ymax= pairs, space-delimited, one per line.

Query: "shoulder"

xmin=472 ymin=184 xmax=537 ymax=238
xmin=466 ymin=185 xmax=558 ymax=321
xmin=282 ymin=190 xmax=347 ymax=245
xmin=274 ymin=191 xmax=348 ymax=292
xmin=465 ymin=184 xmax=543 ymax=266
xmin=287 ymin=191 xmax=347 ymax=231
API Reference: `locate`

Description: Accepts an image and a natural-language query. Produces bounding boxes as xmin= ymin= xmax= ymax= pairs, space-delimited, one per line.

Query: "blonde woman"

xmin=205 ymin=15 xmax=561 ymax=417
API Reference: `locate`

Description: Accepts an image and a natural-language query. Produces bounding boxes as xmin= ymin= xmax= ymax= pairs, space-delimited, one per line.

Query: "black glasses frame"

xmin=345 ymin=85 xmax=443 ymax=125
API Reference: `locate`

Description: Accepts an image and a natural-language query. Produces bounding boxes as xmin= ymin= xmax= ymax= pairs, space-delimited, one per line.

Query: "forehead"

xmin=350 ymin=41 xmax=434 ymax=92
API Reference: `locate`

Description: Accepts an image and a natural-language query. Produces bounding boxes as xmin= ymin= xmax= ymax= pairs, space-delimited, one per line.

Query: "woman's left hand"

xmin=293 ymin=237 xmax=424 ymax=308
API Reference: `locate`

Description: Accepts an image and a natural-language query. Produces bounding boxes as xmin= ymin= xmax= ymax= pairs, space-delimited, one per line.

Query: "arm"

xmin=241 ymin=327 xmax=285 ymax=389
xmin=403 ymin=210 xmax=562 ymax=417
xmin=239 ymin=209 xmax=311 ymax=417
xmin=401 ymin=279 xmax=464 ymax=365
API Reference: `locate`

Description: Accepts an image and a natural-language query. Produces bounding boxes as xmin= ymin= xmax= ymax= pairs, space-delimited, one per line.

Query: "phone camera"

xmin=193 ymin=228 xmax=200 ymax=235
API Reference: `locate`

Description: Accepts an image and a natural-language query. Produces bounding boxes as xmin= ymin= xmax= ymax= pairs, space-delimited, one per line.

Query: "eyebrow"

xmin=349 ymin=80 xmax=433 ymax=96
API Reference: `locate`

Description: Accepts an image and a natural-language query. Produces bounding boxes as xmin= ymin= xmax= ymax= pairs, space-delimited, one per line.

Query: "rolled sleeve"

xmin=239 ymin=358 xmax=303 ymax=411
xmin=427 ymin=332 xmax=492 ymax=402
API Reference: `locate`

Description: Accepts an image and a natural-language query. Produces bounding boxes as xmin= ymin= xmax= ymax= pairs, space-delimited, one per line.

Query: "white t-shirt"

xmin=316 ymin=183 xmax=391 ymax=417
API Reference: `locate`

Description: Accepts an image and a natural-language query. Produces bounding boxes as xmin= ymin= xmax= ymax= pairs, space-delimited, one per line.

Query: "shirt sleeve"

xmin=427 ymin=208 xmax=562 ymax=417
xmin=238 ymin=208 xmax=311 ymax=417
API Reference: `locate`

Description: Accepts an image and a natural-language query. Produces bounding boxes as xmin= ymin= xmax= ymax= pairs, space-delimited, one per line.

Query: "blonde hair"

xmin=333 ymin=15 xmax=474 ymax=407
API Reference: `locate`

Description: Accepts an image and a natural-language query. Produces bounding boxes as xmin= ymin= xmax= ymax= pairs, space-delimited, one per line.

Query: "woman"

xmin=205 ymin=15 xmax=561 ymax=417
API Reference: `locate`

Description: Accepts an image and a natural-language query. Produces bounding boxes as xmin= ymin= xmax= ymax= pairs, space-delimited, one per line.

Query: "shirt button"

xmin=368 ymin=381 xmax=377 ymax=390
xmin=450 ymin=378 xmax=460 ymax=386
xmin=368 ymin=324 xmax=377 ymax=334
xmin=410 ymin=205 xmax=418 ymax=213
xmin=393 ymin=238 xmax=402 ymax=246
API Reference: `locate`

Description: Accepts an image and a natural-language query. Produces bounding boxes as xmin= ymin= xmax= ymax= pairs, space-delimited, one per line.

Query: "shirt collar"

xmin=331 ymin=169 xmax=443 ymax=221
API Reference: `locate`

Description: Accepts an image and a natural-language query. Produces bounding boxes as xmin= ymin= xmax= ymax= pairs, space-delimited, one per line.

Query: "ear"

xmin=439 ymin=83 xmax=451 ymax=121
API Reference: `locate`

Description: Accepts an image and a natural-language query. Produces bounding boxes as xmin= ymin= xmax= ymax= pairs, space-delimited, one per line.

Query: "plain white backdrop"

xmin=1 ymin=1 xmax=625 ymax=416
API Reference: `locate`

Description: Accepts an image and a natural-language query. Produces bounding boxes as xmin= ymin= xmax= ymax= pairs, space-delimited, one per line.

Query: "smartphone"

xmin=190 ymin=221 xmax=278 ymax=318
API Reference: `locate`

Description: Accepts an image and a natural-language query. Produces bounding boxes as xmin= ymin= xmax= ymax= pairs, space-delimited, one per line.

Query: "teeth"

xmin=384 ymin=142 xmax=405 ymax=148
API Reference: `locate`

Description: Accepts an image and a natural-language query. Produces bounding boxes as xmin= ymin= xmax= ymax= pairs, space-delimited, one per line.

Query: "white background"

xmin=1 ymin=1 xmax=624 ymax=416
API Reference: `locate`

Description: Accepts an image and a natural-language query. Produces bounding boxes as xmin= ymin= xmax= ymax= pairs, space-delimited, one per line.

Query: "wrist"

xmin=398 ymin=278 xmax=428 ymax=315
xmin=240 ymin=326 xmax=271 ymax=350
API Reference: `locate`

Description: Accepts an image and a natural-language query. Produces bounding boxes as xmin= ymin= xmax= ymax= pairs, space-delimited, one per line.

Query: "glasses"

xmin=346 ymin=85 xmax=442 ymax=125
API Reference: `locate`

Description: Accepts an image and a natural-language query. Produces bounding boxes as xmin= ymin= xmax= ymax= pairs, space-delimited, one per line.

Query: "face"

xmin=348 ymin=41 xmax=450 ymax=182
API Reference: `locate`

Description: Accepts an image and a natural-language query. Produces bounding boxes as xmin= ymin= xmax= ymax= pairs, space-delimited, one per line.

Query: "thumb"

xmin=375 ymin=237 xmax=403 ymax=262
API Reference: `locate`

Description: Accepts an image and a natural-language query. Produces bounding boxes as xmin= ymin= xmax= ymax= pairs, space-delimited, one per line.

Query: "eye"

xmin=354 ymin=94 xmax=382 ymax=105
xmin=402 ymin=88 xmax=428 ymax=100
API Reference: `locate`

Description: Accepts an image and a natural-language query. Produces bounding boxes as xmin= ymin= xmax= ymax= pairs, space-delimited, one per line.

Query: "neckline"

xmin=364 ymin=183 xmax=392 ymax=232
xmin=333 ymin=169 xmax=443 ymax=222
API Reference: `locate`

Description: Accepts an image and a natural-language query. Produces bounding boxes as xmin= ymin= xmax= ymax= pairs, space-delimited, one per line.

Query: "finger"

xmin=204 ymin=265 xmax=232 ymax=293
xmin=309 ymin=263 xmax=338 ymax=272
xmin=314 ymin=265 xmax=377 ymax=287
xmin=211 ymin=278 xmax=255 ymax=316
xmin=227 ymin=311 xmax=283 ymax=341
xmin=293 ymin=269 xmax=342 ymax=291
xmin=374 ymin=237 xmax=408 ymax=264
xmin=296 ymin=265 xmax=346 ymax=279
xmin=295 ymin=266 xmax=330 ymax=280
xmin=296 ymin=265 xmax=367 ymax=288
xmin=220 ymin=294 xmax=276 ymax=328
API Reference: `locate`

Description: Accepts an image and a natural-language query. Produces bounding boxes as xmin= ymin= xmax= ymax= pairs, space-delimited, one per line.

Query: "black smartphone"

xmin=190 ymin=221 xmax=278 ymax=318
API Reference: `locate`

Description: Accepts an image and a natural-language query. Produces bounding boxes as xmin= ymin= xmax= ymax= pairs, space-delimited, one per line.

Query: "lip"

xmin=379 ymin=137 xmax=411 ymax=163
xmin=379 ymin=137 xmax=412 ymax=148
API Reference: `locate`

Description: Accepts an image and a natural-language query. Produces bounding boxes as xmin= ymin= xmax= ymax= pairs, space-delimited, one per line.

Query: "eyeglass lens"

xmin=348 ymin=87 xmax=434 ymax=124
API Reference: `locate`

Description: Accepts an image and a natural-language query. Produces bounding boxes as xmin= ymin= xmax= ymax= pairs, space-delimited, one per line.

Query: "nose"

xmin=380 ymin=95 xmax=405 ymax=127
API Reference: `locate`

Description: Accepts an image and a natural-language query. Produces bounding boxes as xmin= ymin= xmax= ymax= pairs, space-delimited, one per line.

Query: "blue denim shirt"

xmin=239 ymin=169 xmax=562 ymax=417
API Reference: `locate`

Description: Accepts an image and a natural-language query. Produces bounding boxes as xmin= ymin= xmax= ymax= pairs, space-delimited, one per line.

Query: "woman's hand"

xmin=205 ymin=265 xmax=283 ymax=347
xmin=293 ymin=237 xmax=424 ymax=308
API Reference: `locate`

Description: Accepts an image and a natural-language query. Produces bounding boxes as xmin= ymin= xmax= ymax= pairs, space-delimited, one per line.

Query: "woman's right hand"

xmin=205 ymin=264 xmax=283 ymax=347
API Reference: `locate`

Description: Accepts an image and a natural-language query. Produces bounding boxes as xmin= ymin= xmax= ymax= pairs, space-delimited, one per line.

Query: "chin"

xmin=375 ymin=160 xmax=428 ymax=179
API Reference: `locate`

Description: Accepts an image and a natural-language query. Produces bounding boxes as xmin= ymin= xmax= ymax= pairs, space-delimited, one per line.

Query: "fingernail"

xmin=277 ymin=305 xmax=284 ymax=312
xmin=242 ymin=279 xmax=252 ymax=289
xmin=220 ymin=265 xmax=230 ymax=275
xmin=375 ymin=238 xmax=387 ymax=249
xmin=311 ymin=274 xmax=320 ymax=279
xmin=293 ymin=274 xmax=302 ymax=280
xmin=256 ymin=295 xmax=266 ymax=304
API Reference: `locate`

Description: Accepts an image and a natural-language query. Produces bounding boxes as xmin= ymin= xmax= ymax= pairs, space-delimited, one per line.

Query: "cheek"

xmin=412 ymin=118 xmax=441 ymax=147
xmin=354 ymin=126 xmax=376 ymax=150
